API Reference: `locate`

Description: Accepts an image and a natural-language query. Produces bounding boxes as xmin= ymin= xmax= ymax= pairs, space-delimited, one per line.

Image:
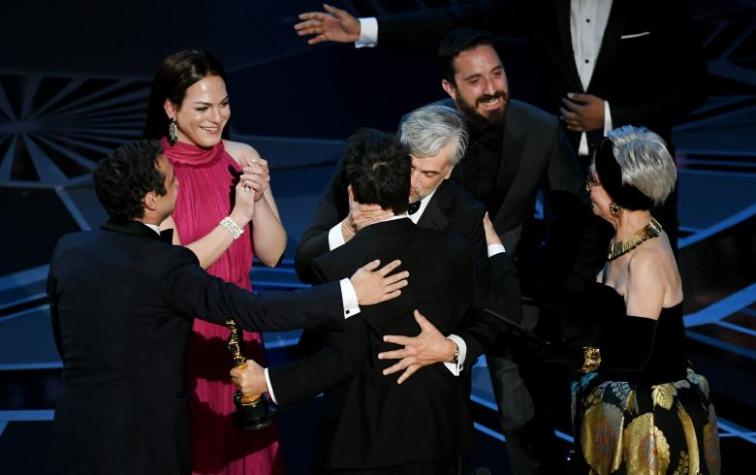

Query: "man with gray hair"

xmin=296 ymin=103 xmax=521 ymax=378
xmin=299 ymin=29 xmax=600 ymax=474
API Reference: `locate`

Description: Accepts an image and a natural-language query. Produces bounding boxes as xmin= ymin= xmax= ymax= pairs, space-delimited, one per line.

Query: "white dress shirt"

xmin=570 ymin=0 xmax=614 ymax=155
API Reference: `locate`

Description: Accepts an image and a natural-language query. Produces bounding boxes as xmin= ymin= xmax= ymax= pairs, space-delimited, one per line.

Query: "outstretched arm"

xmin=294 ymin=2 xmax=518 ymax=49
xmin=294 ymin=4 xmax=361 ymax=45
xmin=232 ymin=318 xmax=371 ymax=407
xmin=164 ymin=253 xmax=408 ymax=332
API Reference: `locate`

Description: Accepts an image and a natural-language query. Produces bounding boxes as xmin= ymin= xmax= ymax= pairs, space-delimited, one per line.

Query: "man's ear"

xmin=347 ymin=184 xmax=355 ymax=202
xmin=444 ymin=163 xmax=456 ymax=180
xmin=143 ymin=191 xmax=158 ymax=211
xmin=442 ymin=79 xmax=457 ymax=101
xmin=163 ymin=99 xmax=177 ymax=120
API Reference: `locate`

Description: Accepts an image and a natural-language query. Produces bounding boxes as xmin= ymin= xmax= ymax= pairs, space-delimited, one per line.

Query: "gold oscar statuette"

xmin=226 ymin=318 xmax=274 ymax=431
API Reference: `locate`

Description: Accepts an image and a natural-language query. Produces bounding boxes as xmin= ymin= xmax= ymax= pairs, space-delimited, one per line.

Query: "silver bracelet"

xmin=219 ymin=217 xmax=244 ymax=240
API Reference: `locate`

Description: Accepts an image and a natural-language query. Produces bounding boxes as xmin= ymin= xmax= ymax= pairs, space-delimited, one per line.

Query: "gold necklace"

xmin=607 ymin=217 xmax=662 ymax=261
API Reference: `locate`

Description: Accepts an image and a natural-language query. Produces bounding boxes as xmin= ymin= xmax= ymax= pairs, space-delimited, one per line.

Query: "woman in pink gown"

xmin=144 ymin=50 xmax=286 ymax=475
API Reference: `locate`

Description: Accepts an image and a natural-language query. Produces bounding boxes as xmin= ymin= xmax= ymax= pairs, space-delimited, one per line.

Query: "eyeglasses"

xmin=585 ymin=175 xmax=601 ymax=190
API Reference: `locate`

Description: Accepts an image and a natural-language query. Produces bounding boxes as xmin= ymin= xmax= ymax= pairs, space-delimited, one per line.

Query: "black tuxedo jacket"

xmin=46 ymin=221 xmax=344 ymax=475
xmin=272 ymin=219 xmax=475 ymax=470
xmin=445 ymin=99 xmax=587 ymax=260
xmin=296 ymin=169 xmax=521 ymax=359
xmin=379 ymin=0 xmax=707 ymax=163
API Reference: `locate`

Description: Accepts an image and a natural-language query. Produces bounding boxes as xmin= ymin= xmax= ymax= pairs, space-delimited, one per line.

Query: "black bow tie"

xmin=407 ymin=201 xmax=421 ymax=215
xmin=159 ymin=229 xmax=174 ymax=243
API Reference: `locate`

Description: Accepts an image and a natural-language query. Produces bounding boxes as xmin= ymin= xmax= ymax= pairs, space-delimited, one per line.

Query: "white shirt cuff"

xmin=603 ymin=100 xmax=613 ymax=135
xmin=487 ymin=243 xmax=506 ymax=257
xmin=328 ymin=222 xmax=347 ymax=250
xmin=340 ymin=278 xmax=361 ymax=318
xmin=356 ymin=17 xmax=378 ymax=48
xmin=443 ymin=334 xmax=467 ymax=376
xmin=264 ymin=367 xmax=277 ymax=404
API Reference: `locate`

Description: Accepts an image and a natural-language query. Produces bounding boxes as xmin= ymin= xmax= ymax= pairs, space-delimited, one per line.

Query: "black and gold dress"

xmin=572 ymin=284 xmax=721 ymax=475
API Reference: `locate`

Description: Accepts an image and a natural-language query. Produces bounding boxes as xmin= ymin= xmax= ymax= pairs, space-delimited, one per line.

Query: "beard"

xmin=455 ymin=90 xmax=509 ymax=131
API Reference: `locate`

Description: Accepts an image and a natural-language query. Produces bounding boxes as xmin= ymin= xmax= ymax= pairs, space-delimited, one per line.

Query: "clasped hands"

xmin=239 ymin=155 xmax=270 ymax=202
xmin=230 ymin=156 xmax=271 ymax=225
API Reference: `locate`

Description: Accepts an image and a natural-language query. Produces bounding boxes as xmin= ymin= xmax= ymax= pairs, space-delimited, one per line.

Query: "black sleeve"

xmin=294 ymin=156 xmax=350 ymax=283
xmin=598 ymin=316 xmax=658 ymax=373
xmin=610 ymin=0 xmax=707 ymax=131
xmin=268 ymin=317 xmax=371 ymax=407
xmin=483 ymin=251 xmax=522 ymax=324
xmin=546 ymin=315 xmax=657 ymax=374
xmin=379 ymin=0 xmax=519 ymax=48
xmin=544 ymin=127 xmax=606 ymax=288
xmin=162 ymin=248 xmax=343 ymax=331
xmin=456 ymin=253 xmax=522 ymax=366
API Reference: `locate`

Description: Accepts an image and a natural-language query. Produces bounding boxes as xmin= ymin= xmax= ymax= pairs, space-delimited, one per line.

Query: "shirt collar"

xmin=143 ymin=223 xmax=161 ymax=235
xmin=409 ymin=187 xmax=438 ymax=224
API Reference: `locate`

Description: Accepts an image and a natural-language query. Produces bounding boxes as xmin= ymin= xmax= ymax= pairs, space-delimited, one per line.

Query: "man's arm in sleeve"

xmin=163 ymin=247 xmax=345 ymax=331
xmin=378 ymin=1 xmax=518 ymax=48
xmin=455 ymin=238 xmax=522 ymax=368
xmin=268 ymin=318 xmax=370 ymax=407
xmin=294 ymin=157 xmax=351 ymax=283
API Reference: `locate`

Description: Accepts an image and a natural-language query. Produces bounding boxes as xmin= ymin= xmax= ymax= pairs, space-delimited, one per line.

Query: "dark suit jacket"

xmin=449 ymin=99 xmax=586 ymax=257
xmin=296 ymin=170 xmax=521 ymax=361
xmin=273 ymin=218 xmax=476 ymax=470
xmin=420 ymin=98 xmax=602 ymax=294
xmin=46 ymin=221 xmax=344 ymax=475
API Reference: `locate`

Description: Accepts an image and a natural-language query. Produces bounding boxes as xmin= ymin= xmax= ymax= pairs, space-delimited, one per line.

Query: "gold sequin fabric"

xmin=571 ymin=369 xmax=721 ymax=474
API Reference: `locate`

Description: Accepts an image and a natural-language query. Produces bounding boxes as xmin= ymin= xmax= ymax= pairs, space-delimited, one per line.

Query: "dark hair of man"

xmin=143 ymin=49 xmax=228 ymax=140
xmin=343 ymin=129 xmax=411 ymax=214
xmin=93 ymin=140 xmax=166 ymax=222
xmin=437 ymin=28 xmax=496 ymax=84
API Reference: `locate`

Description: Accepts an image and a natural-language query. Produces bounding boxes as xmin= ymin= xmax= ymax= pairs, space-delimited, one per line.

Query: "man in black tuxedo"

xmin=294 ymin=0 xmax=708 ymax=248
xmin=296 ymin=104 xmax=522 ymax=373
xmin=46 ymin=140 xmax=409 ymax=475
xmin=293 ymin=28 xmax=597 ymax=474
xmin=234 ymin=129 xmax=488 ymax=474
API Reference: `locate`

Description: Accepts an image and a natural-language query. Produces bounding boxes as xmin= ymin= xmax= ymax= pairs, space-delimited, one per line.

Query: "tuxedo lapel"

xmin=553 ymin=0 xmax=582 ymax=92
xmin=589 ymin=0 xmax=629 ymax=91
xmin=417 ymin=186 xmax=450 ymax=232
xmin=489 ymin=123 xmax=525 ymax=221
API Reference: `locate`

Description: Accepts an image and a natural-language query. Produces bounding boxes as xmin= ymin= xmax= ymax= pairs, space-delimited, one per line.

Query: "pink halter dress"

xmin=162 ymin=138 xmax=282 ymax=475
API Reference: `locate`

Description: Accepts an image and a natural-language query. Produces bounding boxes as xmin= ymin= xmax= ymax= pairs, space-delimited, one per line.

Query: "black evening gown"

xmin=571 ymin=283 xmax=721 ymax=474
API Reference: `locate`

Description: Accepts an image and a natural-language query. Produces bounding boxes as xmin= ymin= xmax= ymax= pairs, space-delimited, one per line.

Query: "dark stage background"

xmin=0 ymin=1 xmax=754 ymax=473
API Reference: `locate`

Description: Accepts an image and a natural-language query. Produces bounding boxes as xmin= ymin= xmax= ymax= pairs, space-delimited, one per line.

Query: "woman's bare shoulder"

xmin=223 ymin=140 xmax=260 ymax=164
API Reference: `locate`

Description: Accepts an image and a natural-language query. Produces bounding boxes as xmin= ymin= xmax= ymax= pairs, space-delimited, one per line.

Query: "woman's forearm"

xmin=185 ymin=210 xmax=248 ymax=269
xmin=252 ymin=191 xmax=287 ymax=267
